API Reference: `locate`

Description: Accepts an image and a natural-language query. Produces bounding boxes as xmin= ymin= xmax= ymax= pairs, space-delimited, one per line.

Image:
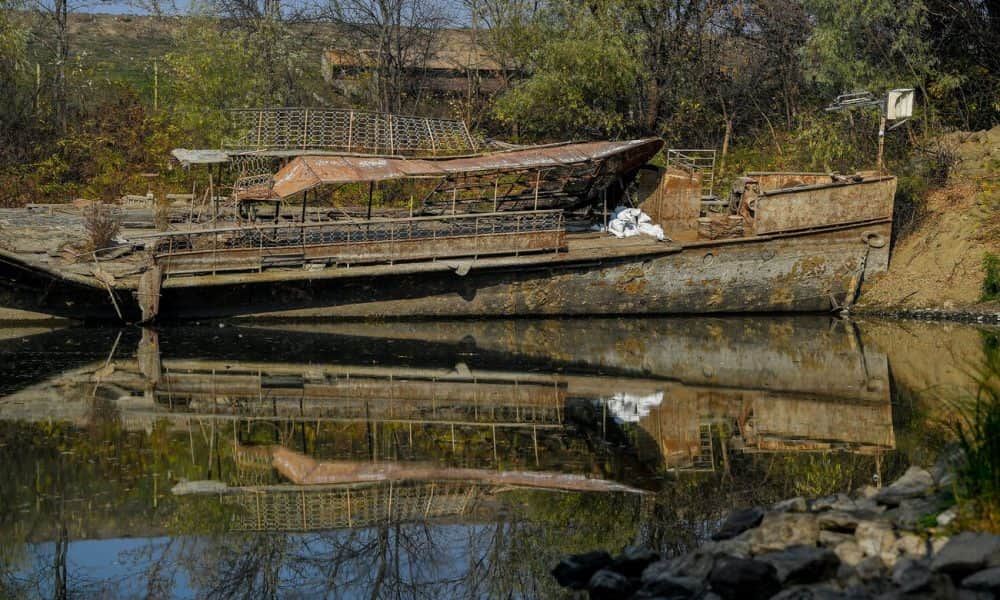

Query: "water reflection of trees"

xmin=0 ymin=421 xmax=928 ymax=598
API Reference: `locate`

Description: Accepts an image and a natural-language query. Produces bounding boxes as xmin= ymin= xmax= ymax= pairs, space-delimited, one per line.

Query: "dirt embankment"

xmin=858 ymin=127 xmax=1000 ymax=313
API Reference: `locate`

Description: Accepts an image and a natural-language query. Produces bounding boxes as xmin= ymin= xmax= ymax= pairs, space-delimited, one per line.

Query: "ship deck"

xmin=0 ymin=206 xmax=686 ymax=291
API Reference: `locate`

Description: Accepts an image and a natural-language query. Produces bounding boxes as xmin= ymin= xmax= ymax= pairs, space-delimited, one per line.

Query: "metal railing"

xmin=224 ymin=482 xmax=480 ymax=532
xmin=666 ymin=149 xmax=717 ymax=200
xmin=142 ymin=210 xmax=566 ymax=275
xmin=223 ymin=108 xmax=480 ymax=156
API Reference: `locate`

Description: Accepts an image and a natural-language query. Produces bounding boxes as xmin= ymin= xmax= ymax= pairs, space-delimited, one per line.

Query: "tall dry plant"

xmin=951 ymin=355 xmax=1000 ymax=532
xmin=83 ymin=202 xmax=122 ymax=252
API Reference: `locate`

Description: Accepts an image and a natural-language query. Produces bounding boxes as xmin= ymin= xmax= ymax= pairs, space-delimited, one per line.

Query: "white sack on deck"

xmin=605 ymin=391 xmax=665 ymax=424
xmin=607 ymin=205 xmax=666 ymax=241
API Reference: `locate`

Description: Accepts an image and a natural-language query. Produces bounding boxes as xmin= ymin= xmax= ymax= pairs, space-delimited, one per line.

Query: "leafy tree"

xmin=0 ymin=5 xmax=34 ymax=165
xmin=492 ymin=1 xmax=643 ymax=140
xmin=802 ymin=0 xmax=941 ymax=128
xmin=163 ymin=19 xmax=268 ymax=144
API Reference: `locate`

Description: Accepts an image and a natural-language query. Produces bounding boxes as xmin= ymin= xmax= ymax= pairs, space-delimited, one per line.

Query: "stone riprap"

xmin=551 ymin=465 xmax=1000 ymax=599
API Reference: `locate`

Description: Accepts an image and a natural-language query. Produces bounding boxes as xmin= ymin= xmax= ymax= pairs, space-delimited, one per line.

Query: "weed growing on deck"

xmin=83 ymin=202 xmax=122 ymax=253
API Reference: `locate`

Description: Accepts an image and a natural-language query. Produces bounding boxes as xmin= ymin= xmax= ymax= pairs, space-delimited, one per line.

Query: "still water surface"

xmin=0 ymin=317 xmax=995 ymax=598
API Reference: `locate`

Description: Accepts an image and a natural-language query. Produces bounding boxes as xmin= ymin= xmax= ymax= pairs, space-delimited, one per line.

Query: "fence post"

xmin=389 ymin=221 xmax=395 ymax=264
xmin=347 ymin=111 xmax=354 ymax=152
xmin=302 ymin=108 xmax=309 ymax=149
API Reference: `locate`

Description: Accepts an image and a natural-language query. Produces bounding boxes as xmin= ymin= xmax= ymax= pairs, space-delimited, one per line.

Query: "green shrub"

xmin=984 ymin=252 xmax=1000 ymax=302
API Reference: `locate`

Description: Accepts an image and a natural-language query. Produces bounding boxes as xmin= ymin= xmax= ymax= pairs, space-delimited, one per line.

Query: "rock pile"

xmin=552 ymin=464 xmax=1000 ymax=599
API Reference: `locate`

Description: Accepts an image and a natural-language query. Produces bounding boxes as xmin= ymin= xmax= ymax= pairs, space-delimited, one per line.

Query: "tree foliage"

xmin=493 ymin=2 xmax=642 ymax=139
xmin=0 ymin=0 xmax=997 ymax=204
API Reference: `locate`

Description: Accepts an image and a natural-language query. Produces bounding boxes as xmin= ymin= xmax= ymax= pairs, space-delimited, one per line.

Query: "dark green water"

xmin=0 ymin=317 xmax=992 ymax=598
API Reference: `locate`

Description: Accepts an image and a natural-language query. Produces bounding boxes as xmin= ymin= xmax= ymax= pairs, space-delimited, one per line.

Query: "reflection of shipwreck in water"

xmin=0 ymin=317 xmax=896 ymax=505
xmin=221 ymin=478 xmax=483 ymax=533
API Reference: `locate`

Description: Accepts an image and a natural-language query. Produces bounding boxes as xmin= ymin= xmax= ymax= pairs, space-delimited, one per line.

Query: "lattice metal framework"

xmin=224 ymin=108 xmax=480 ymax=155
xmin=419 ymin=163 xmax=615 ymax=215
xmin=224 ymin=482 xmax=480 ymax=532
xmin=229 ymin=154 xmax=278 ymax=178
xmin=666 ymin=149 xmax=717 ymax=199
xmin=153 ymin=369 xmax=566 ymax=427
xmin=150 ymin=210 xmax=563 ymax=254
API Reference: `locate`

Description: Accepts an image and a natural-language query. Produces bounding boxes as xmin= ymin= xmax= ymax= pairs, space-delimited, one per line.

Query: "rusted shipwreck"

xmin=0 ymin=108 xmax=895 ymax=322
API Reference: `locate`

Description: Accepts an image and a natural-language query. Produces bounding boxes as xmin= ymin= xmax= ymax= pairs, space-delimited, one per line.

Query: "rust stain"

xmin=615 ymin=337 xmax=646 ymax=358
xmin=616 ymin=265 xmax=648 ymax=295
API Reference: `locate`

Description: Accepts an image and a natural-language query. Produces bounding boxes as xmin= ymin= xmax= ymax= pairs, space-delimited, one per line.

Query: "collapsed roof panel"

xmin=270 ymin=139 xmax=665 ymax=198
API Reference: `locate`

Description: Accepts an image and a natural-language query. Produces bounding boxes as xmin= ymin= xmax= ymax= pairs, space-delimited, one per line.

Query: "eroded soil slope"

xmin=859 ymin=127 xmax=1000 ymax=310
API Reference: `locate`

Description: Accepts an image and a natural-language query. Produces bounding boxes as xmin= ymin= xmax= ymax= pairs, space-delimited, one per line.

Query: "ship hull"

xmin=0 ymin=221 xmax=890 ymax=322
xmin=158 ymin=221 xmax=889 ymax=320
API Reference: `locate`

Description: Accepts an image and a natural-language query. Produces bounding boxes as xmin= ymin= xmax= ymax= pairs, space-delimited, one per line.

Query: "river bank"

xmin=854 ymin=306 xmax=1000 ymax=325
xmin=856 ymin=126 xmax=999 ymax=317
xmin=552 ymin=457 xmax=1000 ymax=599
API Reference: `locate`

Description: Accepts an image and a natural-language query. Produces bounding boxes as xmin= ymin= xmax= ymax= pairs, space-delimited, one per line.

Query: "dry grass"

xmin=83 ymin=202 xmax=122 ymax=252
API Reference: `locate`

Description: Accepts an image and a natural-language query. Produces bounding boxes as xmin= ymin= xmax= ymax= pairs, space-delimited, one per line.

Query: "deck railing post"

xmin=515 ymin=215 xmax=521 ymax=257
xmin=533 ymin=171 xmax=541 ymax=210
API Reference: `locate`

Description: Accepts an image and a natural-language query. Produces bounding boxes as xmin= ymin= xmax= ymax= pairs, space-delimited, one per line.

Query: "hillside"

xmin=858 ymin=126 xmax=1000 ymax=312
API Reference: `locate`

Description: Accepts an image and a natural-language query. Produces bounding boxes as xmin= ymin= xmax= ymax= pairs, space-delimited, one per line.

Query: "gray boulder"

xmin=894 ymin=532 xmax=929 ymax=559
xmin=854 ymin=556 xmax=887 ymax=581
xmin=708 ymin=556 xmax=781 ymax=600
xmin=875 ymin=466 xmax=934 ymax=507
xmin=930 ymin=532 xmax=1000 ymax=577
xmin=551 ymin=550 xmax=612 ymax=589
xmin=757 ymin=545 xmax=840 ymax=584
xmin=930 ymin=446 xmax=963 ymax=488
xmin=936 ymin=507 xmax=958 ymax=527
xmin=712 ymin=507 xmax=765 ymax=540
xmin=744 ymin=512 xmax=820 ymax=554
xmin=962 ymin=567 xmax=1000 ymax=594
xmin=894 ymin=496 xmax=944 ymax=529
xmin=891 ymin=557 xmax=934 ymax=593
xmin=855 ymin=520 xmax=897 ymax=563
xmin=812 ymin=494 xmax=858 ymax=513
xmin=587 ymin=568 xmax=638 ymax=600
xmin=636 ymin=572 xmax=703 ymax=599
xmin=818 ymin=510 xmax=875 ymax=533
xmin=774 ymin=497 xmax=810 ymax=513
xmin=640 ymin=559 xmax=673 ymax=583
xmin=770 ymin=585 xmax=856 ymax=599
xmin=833 ymin=540 xmax=865 ymax=567
xmin=961 ymin=566 xmax=1000 ymax=593
xmin=819 ymin=531 xmax=853 ymax=547
xmin=666 ymin=549 xmax=717 ymax=580
xmin=611 ymin=545 xmax=660 ymax=578
xmin=708 ymin=537 xmax=752 ymax=558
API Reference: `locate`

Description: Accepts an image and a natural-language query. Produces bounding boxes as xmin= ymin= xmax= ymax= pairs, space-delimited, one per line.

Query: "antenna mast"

xmin=825 ymin=89 xmax=914 ymax=171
